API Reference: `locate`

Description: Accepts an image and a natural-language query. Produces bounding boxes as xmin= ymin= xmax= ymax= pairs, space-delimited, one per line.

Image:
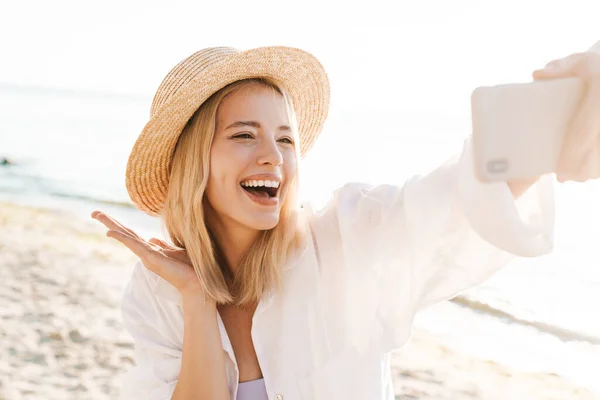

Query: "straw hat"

xmin=125 ymin=46 xmax=330 ymax=217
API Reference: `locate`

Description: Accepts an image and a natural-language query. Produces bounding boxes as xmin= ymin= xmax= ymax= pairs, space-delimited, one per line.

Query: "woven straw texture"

xmin=125 ymin=46 xmax=330 ymax=217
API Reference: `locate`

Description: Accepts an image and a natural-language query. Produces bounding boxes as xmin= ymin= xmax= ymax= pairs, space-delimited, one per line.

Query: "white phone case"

xmin=471 ymin=77 xmax=585 ymax=182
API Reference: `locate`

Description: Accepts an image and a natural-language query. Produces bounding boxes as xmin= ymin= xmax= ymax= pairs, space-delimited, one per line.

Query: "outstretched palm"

xmin=91 ymin=211 xmax=201 ymax=295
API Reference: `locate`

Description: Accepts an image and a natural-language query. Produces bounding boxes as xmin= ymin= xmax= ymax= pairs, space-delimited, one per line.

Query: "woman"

xmin=92 ymin=44 xmax=600 ymax=400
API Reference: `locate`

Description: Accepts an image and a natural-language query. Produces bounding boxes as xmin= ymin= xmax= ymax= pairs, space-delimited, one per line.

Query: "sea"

xmin=1 ymin=82 xmax=599 ymax=393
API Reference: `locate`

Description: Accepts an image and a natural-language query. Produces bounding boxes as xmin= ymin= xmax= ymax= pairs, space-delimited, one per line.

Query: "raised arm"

xmin=173 ymin=292 xmax=229 ymax=400
xmin=120 ymin=262 xmax=230 ymax=400
xmin=308 ymin=137 xmax=555 ymax=354
xmin=91 ymin=211 xmax=230 ymax=399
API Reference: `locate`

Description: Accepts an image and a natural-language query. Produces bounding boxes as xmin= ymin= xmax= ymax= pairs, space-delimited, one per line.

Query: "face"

xmin=206 ymin=83 xmax=297 ymax=235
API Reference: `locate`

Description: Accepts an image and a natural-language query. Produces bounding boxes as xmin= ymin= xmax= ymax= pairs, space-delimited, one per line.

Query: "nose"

xmin=257 ymin=137 xmax=283 ymax=166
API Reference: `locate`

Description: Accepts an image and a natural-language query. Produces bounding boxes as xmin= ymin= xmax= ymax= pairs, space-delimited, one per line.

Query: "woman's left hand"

xmin=533 ymin=46 xmax=600 ymax=183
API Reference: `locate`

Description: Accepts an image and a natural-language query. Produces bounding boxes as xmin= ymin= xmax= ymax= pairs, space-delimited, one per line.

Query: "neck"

xmin=209 ymin=219 xmax=260 ymax=277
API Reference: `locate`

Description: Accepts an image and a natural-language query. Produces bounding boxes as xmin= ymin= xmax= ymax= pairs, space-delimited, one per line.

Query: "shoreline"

xmin=0 ymin=200 xmax=598 ymax=399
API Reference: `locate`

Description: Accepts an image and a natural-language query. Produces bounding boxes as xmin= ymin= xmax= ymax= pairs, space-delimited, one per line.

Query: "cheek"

xmin=208 ymin=145 xmax=233 ymax=185
xmin=206 ymin=155 xmax=230 ymax=208
xmin=204 ymin=175 xmax=220 ymax=210
xmin=285 ymin=152 xmax=298 ymax=178
xmin=282 ymin=153 xmax=298 ymax=196
xmin=206 ymin=146 xmax=246 ymax=204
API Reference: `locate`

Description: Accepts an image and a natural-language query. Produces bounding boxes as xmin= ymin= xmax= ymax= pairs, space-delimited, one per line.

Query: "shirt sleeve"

xmin=310 ymin=137 xmax=554 ymax=353
xmin=119 ymin=260 xmax=183 ymax=400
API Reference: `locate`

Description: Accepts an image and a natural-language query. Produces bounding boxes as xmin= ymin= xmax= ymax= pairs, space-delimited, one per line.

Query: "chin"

xmin=250 ymin=215 xmax=280 ymax=231
xmin=238 ymin=208 xmax=281 ymax=231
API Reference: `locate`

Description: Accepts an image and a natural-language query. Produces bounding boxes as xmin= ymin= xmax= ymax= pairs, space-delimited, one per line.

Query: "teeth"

xmin=241 ymin=179 xmax=280 ymax=188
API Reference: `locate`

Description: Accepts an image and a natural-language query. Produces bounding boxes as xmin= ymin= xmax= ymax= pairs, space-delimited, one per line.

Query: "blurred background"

xmin=1 ymin=0 xmax=599 ymax=399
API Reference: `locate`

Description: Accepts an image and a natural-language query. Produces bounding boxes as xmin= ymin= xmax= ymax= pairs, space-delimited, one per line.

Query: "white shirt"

xmin=119 ymin=138 xmax=555 ymax=400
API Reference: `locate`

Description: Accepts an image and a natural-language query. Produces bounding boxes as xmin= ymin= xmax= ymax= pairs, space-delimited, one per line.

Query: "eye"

xmin=231 ymin=132 xmax=254 ymax=139
xmin=278 ymin=136 xmax=294 ymax=145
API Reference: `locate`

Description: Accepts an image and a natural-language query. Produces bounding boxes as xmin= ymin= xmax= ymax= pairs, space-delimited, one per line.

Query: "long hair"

xmin=161 ymin=78 xmax=306 ymax=306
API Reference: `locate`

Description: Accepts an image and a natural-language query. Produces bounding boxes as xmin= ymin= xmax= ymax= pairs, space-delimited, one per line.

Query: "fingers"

xmin=150 ymin=238 xmax=191 ymax=265
xmin=91 ymin=211 xmax=140 ymax=240
xmin=532 ymin=53 xmax=584 ymax=80
xmin=557 ymin=81 xmax=600 ymax=174
xmin=107 ymin=230 xmax=180 ymax=279
xmin=557 ymin=124 xmax=596 ymax=174
xmin=106 ymin=229 xmax=152 ymax=260
xmin=537 ymin=52 xmax=600 ymax=184
xmin=557 ymin=140 xmax=600 ymax=182
xmin=149 ymin=237 xmax=174 ymax=249
xmin=97 ymin=215 xmax=195 ymax=291
xmin=587 ymin=139 xmax=600 ymax=180
xmin=577 ymin=140 xmax=600 ymax=181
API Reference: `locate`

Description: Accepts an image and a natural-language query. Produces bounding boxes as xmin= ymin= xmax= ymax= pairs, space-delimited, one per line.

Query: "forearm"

xmin=172 ymin=295 xmax=230 ymax=400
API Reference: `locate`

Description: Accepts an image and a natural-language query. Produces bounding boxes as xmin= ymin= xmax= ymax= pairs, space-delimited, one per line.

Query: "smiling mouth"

xmin=240 ymin=184 xmax=279 ymax=199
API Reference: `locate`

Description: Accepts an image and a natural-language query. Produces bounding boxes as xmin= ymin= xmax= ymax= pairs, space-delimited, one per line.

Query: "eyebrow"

xmin=224 ymin=120 xmax=291 ymax=132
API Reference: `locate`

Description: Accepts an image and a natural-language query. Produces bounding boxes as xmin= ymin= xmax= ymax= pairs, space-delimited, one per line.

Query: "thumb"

xmin=532 ymin=54 xmax=582 ymax=80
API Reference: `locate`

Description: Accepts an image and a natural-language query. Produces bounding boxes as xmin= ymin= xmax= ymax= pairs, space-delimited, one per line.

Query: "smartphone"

xmin=471 ymin=77 xmax=585 ymax=182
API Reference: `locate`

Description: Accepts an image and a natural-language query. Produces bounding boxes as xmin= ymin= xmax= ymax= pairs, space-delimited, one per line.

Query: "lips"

xmin=239 ymin=175 xmax=283 ymax=206
xmin=241 ymin=184 xmax=279 ymax=206
xmin=240 ymin=184 xmax=278 ymax=198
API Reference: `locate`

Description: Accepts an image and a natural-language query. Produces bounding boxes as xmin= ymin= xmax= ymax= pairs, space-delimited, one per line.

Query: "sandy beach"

xmin=1 ymin=201 xmax=598 ymax=400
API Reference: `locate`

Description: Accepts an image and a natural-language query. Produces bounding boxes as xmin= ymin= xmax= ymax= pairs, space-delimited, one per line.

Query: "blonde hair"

xmin=161 ymin=78 xmax=306 ymax=306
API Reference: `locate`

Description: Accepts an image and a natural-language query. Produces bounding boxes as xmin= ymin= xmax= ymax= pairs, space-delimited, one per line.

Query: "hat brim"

xmin=125 ymin=46 xmax=330 ymax=217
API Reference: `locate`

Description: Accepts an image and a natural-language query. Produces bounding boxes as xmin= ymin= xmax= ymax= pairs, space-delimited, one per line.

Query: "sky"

xmin=2 ymin=0 xmax=599 ymax=204
xmin=3 ymin=0 xmax=598 ymax=98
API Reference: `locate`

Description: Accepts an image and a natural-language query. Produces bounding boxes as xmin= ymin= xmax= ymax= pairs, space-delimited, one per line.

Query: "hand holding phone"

xmin=472 ymin=45 xmax=600 ymax=184
xmin=471 ymin=77 xmax=585 ymax=183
